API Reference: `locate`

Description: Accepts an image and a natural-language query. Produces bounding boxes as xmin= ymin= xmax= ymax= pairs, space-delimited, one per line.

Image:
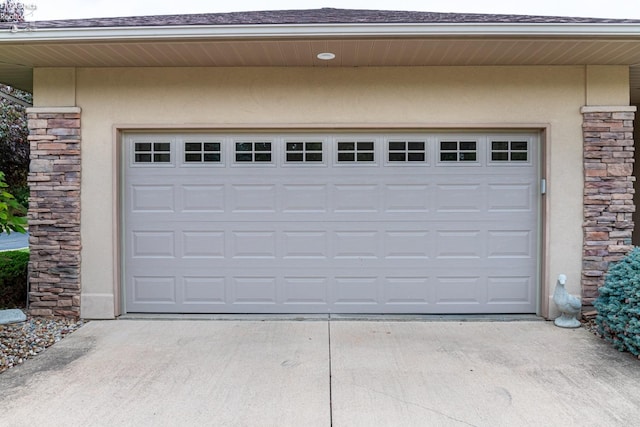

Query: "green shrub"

xmin=0 ymin=249 xmax=28 ymax=308
xmin=594 ymin=247 xmax=640 ymax=355
xmin=9 ymin=184 xmax=28 ymax=214
xmin=0 ymin=170 xmax=26 ymax=233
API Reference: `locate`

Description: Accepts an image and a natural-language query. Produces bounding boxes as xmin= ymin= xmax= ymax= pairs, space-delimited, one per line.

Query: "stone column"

xmin=582 ymin=106 xmax=636 ymax=305
xmin=26 ymin=107 xmax=81 ymax=318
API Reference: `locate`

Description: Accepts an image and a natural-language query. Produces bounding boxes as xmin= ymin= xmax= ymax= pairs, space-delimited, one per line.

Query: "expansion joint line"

xmin=328 ymin=318 xmax=333 ymax=426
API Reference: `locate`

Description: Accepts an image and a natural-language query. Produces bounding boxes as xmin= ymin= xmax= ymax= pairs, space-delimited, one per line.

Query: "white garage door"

xmin=123 ymin=132 xmax=539 ymax=314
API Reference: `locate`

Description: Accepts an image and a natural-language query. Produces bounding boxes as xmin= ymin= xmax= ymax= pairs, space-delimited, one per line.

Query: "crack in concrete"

xmin=345 ymin=382 xmax=480 ymax=427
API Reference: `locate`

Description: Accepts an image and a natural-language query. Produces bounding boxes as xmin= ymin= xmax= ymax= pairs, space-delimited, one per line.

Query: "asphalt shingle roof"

xmin=10 ymin=8 xmax=640 ymax=29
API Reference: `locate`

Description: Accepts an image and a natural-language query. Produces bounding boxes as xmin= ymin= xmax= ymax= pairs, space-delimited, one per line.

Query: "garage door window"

xmin=337 ymin=141 xmax=375 ymax=163
xmin=235 ymin=141 xmax=272 ymax=163
xmin=185 ymin=142 xmax=222 ymax=163
xmin=491 ymin=140 xmax=528 ymax=162
xmin=439 ymin=140 xmax=477 ymax=162
xmin=133 ymin=141 xmax=171 ymax=164
xmin=388 ymin=140 xmax=427 ymax=162
xmin=285 ymin=141 xmax=323 ymax=162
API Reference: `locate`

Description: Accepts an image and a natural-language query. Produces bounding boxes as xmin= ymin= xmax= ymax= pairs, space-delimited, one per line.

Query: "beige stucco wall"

xmin=33 ymin=65 xmax=630 ymax=319
xmin=33 ymin=68 xmax=76 ymax=107
xmin=585 ymin=65 xmax=629 ymax=105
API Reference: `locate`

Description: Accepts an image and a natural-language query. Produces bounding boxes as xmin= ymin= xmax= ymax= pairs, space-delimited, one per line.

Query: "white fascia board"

xmin=2 ymin=22 xmax=640 ymax=42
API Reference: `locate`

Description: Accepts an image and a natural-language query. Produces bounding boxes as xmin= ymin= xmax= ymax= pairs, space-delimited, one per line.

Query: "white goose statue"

xmin=553 ymin=274 xmax=581 ymax=328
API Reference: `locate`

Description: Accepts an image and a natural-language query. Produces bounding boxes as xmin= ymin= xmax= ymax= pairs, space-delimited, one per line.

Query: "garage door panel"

xmin=183 ymin=277 xmax=226 ymax=304
xmin=130 ymin=184 xmax=176 ymax=212
xmin=130 ymin=276 xmax=177 ymax=304
xmin=283 ymin=277 xmax=330 ymax=305
xmin=231 ymin=277 xmax=278 ymax=305
xmin=131 ymin=231 xmax=176 ymax=258
xmin=383 ymin=184 xmax=431 ymax=213
xmin=283 ymin=231 xmax=329 ymax=259
xmin=182 ymin=185 xmax=225 ymax=212
xmin=230 ymin=184 xmax=277 ymax=213
xmin=383 ymin=277 xmax=431 ymax=304
xmin=282 ymin=184 xmax=328 ymax=213
xmin=435 ymin=183 xmax=484 ymax=212
xmin=487 ymin=230 xmax=533 ymax=258
xmin=333 ymin=184 xmax=379 ymax=212
xmin=182 ymin=231 xmax=225 ymax=258
xmin=383 ymin=230 xmax=431 ymax=259
xmin=435 ymin=230 xmax=483 ymax=259
xmin=487 ymin=183 xmax=533 ymax=211
xmin=124 ymin=132 xmax=539 ymax=314
xmin=486 ymin=276 xmax=534 ymax=304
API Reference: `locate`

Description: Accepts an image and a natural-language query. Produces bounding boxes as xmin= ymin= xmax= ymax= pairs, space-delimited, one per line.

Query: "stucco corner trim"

xmin=580 ymin=105 xmax=637 ymax=113
xmin=26 ymin=106 xmax=82 ymax=114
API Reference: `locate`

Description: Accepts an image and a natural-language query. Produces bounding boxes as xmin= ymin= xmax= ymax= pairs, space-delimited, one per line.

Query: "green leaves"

xmin=0 ymin=170 xmax=26 ymax=234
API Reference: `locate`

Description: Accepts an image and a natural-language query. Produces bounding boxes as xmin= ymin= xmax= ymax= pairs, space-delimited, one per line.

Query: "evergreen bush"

xmin=0 ymin=249 xmax=28 ymax=308
xmin=594 ymin=247 xmax=640 ymax=355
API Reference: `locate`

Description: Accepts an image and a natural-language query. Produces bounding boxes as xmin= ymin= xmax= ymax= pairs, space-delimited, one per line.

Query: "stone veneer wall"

xmin=26 ymin=107 xmax=81 ymax=318
xmin=582 ymin=106 xmax=636 ymax=305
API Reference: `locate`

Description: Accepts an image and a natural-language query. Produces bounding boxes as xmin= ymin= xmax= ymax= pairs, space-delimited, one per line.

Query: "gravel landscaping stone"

xmin=0 ymin=310 xmax=84 ymax=374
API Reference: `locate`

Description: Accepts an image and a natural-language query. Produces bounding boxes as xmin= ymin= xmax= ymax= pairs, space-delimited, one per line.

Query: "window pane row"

xmin=133 ymin=138 xmax=529 ymax=165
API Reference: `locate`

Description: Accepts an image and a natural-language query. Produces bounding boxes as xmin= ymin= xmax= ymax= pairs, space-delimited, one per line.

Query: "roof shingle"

xmin=8 ymin=8 xmax=640 ymax=29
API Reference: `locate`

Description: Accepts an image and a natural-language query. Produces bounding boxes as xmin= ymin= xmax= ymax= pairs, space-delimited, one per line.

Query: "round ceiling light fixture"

xmin=317 ymin=52 xmax=336 ymax=61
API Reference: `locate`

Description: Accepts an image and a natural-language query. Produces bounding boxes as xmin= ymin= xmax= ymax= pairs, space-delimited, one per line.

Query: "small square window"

xmin=389 ymin=141 xmax=405 ymax=151
xmin=287 ymin=153 xmax=304 ymax=162
xmin=338 ymin=152 xmax=355 ymax=162
xmin=255 ymin=153 xmax=271 ymax=162
xmin=441 ymin=141 xmax=458 ymax=151
xmin=440 ymin=152 xmax=458 ymax=162
xmin=287 ymin=142 xmax=303 ymax=152
xmin=389 ymin=152 xmax=406 ymax=162
xmin=135 ymin=153 xmax=151 ymax=162
xmin=155 ymin=143 xmax=170 ymax=152
xmin=492 ymin=141 xmax=508 ymax=151
xmin=204 ymin=153 xmax=220 ymax=162
xmin=255 ymin=142 xmax=271 ymax=152
xmin=407 ymin=152 xmax=425 ymax=162
xmin=511 ymin=141 xmax=528 ymax=151
xmin=307 ymin=142 xmax=322 ymax=151
xmin=511 ymin=152 xmax=528 ymax=161
xmin=357 ymin=152 xmax=374 ymax=162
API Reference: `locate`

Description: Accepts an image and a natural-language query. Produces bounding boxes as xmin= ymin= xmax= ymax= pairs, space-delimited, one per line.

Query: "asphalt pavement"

xmin=0 ymin=231 xmax=28 ymax=251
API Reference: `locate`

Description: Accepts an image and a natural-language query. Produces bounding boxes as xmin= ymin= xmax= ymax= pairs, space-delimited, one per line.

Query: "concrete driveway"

xmin=1 ymin=319 xmax=639 ymax=426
